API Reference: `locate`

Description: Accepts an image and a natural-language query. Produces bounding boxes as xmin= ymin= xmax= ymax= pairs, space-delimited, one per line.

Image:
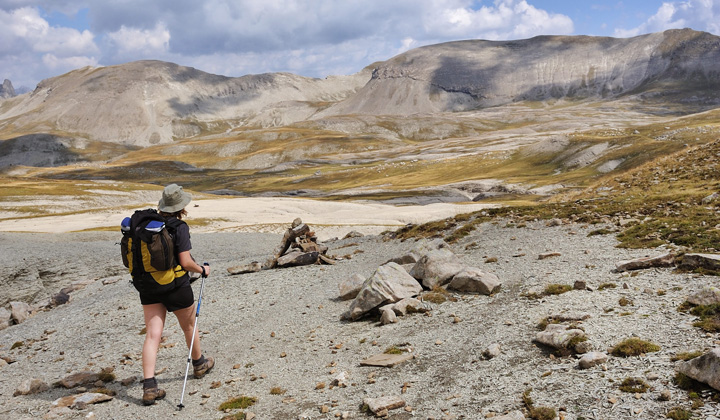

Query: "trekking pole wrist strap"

xmin=200 ymin=265 xmax=207 ymax=278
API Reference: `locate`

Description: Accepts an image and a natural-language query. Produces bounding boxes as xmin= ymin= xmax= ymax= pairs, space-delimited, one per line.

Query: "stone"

xmin=360 ymin=353 xmax=414 ymax=367
xmin=50 ymin=291 xmax=70 ymax=307
xmin=9 ymin=301 xmax=34 ymax=324
xmin=52 ymin=392 xmax=112 ymax=409
xmin=277 ymin=250 xmax=319 ymax=267
xmin=538 ymin=252 xmax=561 ymax=260
xmin=448 ymin=267 xmax=501 ymax=295
xmin=380 ymin=306 xmax=397 ymax=325
xmin=483 ymin=343 xmax=501 ymax=359
xmin=338 ymin=273 xmax=366 ymax=301
xmin=681 ymin=253 xmax=720 ymax=272
xmin=331 ymin=371 xmax=349 ymax=387
xmin=547 ymin=312 xmax=591 ymax=322
xmin=573 ymin=280 xmax=587 ymax=290
xmin=101 ymin=276 xmax=122 ymax=285
xmin=14 ymin=378 xmax=50 ymax=396
xmin=363 ymin=395 xmax=406 ymax=415
xmin=342 ymin=262 xmax=422 ymax=321
xmin=120 ymin=376 xmax=137 ymax=386
xmin=614 ymin=253 xmax=675 ymax=272
xmin=578 ymin=352 xmax=608 ymax=369
xmin=410 ymin=248 xmax=465 ymax=289
xmin=227 ymin=261 xmax=262 ymax=275
xmin=546 ymin=218 xmax=562 ymax=227
xmin=677 ymin=348 xmax=720 ymax=391
xmin=343 ymin=231 xmax=364 ymax=239
xmin=388 ymin=238 xmax=450 ymax=265
xmin=535 ymin=324 xmax=587 ymax=350
xmin=687 ymin=286 xmax=720 ymax=306
xmin=659 ymin=390 xmax=671 ymax=401
xmin=59 ymin=372 xmax=100 ymax=388
xmin=493 ymin=411 xmax=526 ymax=420
xmin=391 ymin=297 xmax=428 ymax=315
xmin=0 ymin=307 xmax=10 ymax=331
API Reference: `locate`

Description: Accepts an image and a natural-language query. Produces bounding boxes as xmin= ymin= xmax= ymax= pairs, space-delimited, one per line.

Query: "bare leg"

xmin=142 ymin=303 xmax=167 ymax=379
xmin=174 ymin=304 xmax=202 ymax=360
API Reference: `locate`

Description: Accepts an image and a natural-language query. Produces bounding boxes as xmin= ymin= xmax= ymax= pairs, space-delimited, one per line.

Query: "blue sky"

xmin=1 ymin=0 xmax=719 ymax=91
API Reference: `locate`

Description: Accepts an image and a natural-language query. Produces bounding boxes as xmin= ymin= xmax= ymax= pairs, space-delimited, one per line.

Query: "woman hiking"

xmin=128 ymin=184 xmax=215 ymax=405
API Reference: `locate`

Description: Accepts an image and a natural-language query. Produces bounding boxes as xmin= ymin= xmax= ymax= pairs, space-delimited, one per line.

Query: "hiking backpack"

xmin=120 ymin=209 xmax=186 ymax=290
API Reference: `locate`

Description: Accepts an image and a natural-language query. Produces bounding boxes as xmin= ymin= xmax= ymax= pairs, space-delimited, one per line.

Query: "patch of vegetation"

xmin=269 ymin=387 xmax=286 ymax=395
xmin=484 ymin=256 xmax=498 ymax=263
xmin=422 ymin=286 xmax=456 ymax=304
xmin=522 ymin=389 xmax=556 ymax=420
xmin=544 ymin=284 xmax=572 ymax=295
xmin=10 ymin=341 xmax=23 ymax=350
xmin=619 ymin=297 xmax=633 ymax=307
xmin=611 ymin=338 xmax=661 ymax=357
xmin=671 ymin=351 xmax=704 ymax=362
xmin=619 ymin=377 xmax=650 ymax=393
xmin=98 ymin=371 xmax=116 ymax=383
xmin=598 ymin=283 xmax=617 ymax=290
xmin=384 ymin=346 xmax=406 ymax=355
xmin=218 ymin=396 xmax=257 ymax=411
xmin=666 ymin=407 xmax=693 ymax=420
xmin=689 ymin=304 xmax=720 ymax=332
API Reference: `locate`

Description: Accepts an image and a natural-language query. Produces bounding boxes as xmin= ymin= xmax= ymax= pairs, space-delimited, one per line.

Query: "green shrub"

xmin=666 ymin=407 xmax=692 ymax=420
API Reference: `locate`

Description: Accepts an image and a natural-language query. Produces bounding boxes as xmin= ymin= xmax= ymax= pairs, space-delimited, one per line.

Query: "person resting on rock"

xmin=129 ymin=184 xmax=215 ymax=405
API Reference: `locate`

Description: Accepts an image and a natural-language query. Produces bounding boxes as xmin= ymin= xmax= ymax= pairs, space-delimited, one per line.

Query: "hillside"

xmin=1 ymin=29 xmax=720 ymax=216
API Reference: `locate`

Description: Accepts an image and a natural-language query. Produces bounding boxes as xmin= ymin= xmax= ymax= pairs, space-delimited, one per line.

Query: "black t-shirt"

xmin=173 ymin=220 xmax=192 ymax=254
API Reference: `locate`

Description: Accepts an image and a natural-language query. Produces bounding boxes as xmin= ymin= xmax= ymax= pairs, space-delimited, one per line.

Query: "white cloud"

xmin=106 ymin=22 xmax=170 ymax=60
xmin=42 ymin=52 xmax=96 ymax=70
xmin=423 ymin=0 xmax=574 ymax=40
xmin=615 ymin=0 xmax=720 ymax=38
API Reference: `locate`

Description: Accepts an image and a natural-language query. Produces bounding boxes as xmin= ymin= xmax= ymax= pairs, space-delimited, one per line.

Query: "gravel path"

xmin=1 ymin=221 xmax=719 ymax=420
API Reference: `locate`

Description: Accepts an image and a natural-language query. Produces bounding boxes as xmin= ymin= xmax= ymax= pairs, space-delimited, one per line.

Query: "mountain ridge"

xmin=1 ymin=29 xmax=719 ymax=148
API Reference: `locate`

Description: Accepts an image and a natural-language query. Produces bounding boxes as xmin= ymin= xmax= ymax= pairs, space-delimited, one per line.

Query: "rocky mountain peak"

xmin=0 ymin=79 xmax=15 ymax=99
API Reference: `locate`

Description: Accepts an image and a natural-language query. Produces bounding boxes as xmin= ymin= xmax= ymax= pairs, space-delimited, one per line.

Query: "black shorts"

xmin=139 ymin=277 xmax=194 ymax=312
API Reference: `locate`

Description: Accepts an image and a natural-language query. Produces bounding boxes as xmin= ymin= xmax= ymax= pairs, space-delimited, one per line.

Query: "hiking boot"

xmin=142 ymin=387 xmax=166 ymax=406
xmin=193 ymin=356 xmax=215 ymax=379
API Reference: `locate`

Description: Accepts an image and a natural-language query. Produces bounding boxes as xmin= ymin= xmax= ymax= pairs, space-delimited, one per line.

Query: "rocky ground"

xmin=1 ymin=220 xmax=720 ymax=420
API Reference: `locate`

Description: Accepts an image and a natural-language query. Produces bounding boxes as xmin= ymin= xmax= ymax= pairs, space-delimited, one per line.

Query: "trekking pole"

xmin=178 ymin=262 xmax=209 ymax=410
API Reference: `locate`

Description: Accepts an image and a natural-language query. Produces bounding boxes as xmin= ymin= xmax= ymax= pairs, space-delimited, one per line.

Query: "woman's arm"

xmin=178 ymin=250 xmax=210 ymax=277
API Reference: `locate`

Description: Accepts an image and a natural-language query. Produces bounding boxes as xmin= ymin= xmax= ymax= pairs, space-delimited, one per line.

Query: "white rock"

xmin=342 ymin=263 xmax=422 ymax=321
xmin=448 ymin=267 xmax=501 ymax=295
xmin=687 ymin=286 xmax=720 ymax=306
xmin=338 ymin=273 xmax=366 ymax=301
xmin=579 ymin=352 xmax=608 ymax=369
xmin=677 ymin=348 xmax=720 ymax=391
xmin=410 ymin=248 xmax=465 ymax=289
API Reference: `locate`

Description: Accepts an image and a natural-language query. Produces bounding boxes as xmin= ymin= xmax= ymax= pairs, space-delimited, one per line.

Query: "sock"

xmin=143 ymin=377 xmax=157 ymax=390
xmin=192 ymin=355 xmax=206 ymax=366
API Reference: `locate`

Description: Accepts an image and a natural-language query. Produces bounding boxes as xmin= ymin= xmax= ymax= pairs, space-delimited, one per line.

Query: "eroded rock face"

xmin=677 ymin=348 xmax=720 ymax=391
xmin=342 ymin=263 xmax=422 ymax=321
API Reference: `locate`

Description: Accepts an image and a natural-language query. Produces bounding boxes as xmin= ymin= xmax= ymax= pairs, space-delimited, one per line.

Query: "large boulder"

xmin=342 ymin=263 xmax=422 ymax=321
xmin=687 ymin=286 xmax=720 ymax=306
xmin=387 ymin=238 xmax=450 ymax=265
xmin=613 ymin=253 xmax=675 ymax=272
xmin=338 ymin=273 xmax=366 ymax=301
xmin=677 ymin=348 xmax=720 ymax=391
xmin=409 ymin=248 xmax=465 ymax=289
xmin=448 ymin=267 xmax=501 ymax=295
xmin=680 ymin=253 xmax=720 ymax=272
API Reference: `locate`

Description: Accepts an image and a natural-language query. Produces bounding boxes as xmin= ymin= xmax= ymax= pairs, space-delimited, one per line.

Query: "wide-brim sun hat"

xmin=158 ymin=184 xmax=192 ymax=213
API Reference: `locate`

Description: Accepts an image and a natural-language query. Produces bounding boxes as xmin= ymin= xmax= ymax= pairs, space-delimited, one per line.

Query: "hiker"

xmin=131 ymin=184 xmax=215 ymax=405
